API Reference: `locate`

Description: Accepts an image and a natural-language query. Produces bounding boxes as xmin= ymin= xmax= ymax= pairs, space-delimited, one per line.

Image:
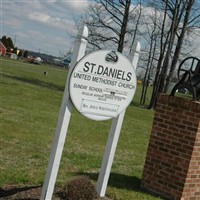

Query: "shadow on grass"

xmin=0 ymin=185 xmax=40 ymax=198
xmin=77 ymin=172 xmax=141 ymax=191
xmin=2 ymin=74 xmax=64 ymax=92
xmin=76 ymin=172 xmax=165 ymax=199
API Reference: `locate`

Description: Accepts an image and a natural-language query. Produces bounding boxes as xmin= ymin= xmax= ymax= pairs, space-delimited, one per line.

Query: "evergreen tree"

xmin=7 ymin=37 xmax=14 ymax=49
xmin=23 ymin=50 xmax=28 ymax=58
xmin=1 ymin=36 xmax=8 ymax=48
xmin=18 ymin=50 xmax=23 ymax=57
xmin=1 ymin=36 xmax=14 ymax=49
xmin=7 ymin=47 xmax=12 ymax=53
xmin=12 ymin=47 xmax=18 ymax=54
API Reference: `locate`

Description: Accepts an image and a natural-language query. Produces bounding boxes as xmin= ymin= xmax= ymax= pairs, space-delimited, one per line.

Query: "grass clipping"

xmin=63 ymin=176 xmax=97 ymax=200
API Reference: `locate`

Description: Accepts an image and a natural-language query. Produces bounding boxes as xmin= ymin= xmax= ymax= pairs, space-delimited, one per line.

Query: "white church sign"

xmin=69 ymin=50 xmax=137 ymax=121
xmin=40 ymin=25 xmax=140 ymax=200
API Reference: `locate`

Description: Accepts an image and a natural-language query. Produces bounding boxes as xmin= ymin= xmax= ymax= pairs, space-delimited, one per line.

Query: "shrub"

xmin=63 ymin=176 xmax=97 ymax=200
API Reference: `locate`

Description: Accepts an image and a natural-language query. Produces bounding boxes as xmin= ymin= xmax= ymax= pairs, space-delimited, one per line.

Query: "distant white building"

xmin=10 ymin=53 xmax=17 ymax=59
xmin=33 ymin=57 xmax=42 ymax=64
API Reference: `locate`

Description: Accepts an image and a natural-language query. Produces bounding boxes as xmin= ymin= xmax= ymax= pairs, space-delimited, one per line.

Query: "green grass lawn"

xmin=0 ymin=58 xmax=162 ymax=199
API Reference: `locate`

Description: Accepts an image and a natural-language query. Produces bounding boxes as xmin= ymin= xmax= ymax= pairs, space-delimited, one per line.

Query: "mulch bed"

xmin=0 ymin=185 xmax=112 ymax=200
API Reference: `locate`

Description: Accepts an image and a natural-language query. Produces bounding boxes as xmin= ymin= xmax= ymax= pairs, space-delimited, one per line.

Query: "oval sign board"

xmin=69 ymin=50 xmax=137 ymax=121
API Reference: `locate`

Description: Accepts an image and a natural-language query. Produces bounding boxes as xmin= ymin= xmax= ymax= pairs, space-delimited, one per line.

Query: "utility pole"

xmin=14 ymin=35 xmax=17 ymax=47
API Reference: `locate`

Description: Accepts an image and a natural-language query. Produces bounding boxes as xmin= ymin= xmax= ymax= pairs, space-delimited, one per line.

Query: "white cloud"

xmin=3 ymin=18 xmax=23 ymax=30
xmin=67 ymin=0 xmax=89 ymax=11
xmin=28 ymin=12 xmax=74 ymax=30
xmin=1 ymin=0 xmax=88 ymax=56
xmin=53 ymin=0 xmax=90 ymax=13
xmin=29 ymin=12 xmax=51 ymax=23
xmin=14 ymin=29 xmax=70 ymax=56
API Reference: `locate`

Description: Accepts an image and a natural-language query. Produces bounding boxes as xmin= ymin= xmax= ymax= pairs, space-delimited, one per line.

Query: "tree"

xmin=77 ymin=0 xmax=141 ymax=53
xmin=148 ymin=0 xmax=199 ymax=109
xmin=1 ymin=36 xmax=9 ymax=48
xmin=18 ymin=50 xmax=23 ymax=57
xmin=164 ymin=0 xmax=199 ymax=92
xmin=148 ymin=0 xmax=178 ymax=109
xmin=139 ymin=7 xmax=161 ymax=107
xmin=75 ymin=0 xmax=199 ymax=109
xmin=6 ymin=47 xmax=12 ymax=53
xmin=23 ymin=50 xmax=28 ymax=58
xmin=12 ymin=47 xmax=18 ymax=54
xmin=7 ymin=37 xmax=14 ymax=49
xmin=1 ymin=35 xmax=14 ymax=49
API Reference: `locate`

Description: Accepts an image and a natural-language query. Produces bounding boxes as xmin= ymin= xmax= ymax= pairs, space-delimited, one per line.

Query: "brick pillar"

xmin=141 ymin=94 xmax=200 ymax=200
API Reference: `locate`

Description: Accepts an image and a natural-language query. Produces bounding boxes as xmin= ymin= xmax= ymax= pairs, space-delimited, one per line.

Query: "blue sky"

xmin=1 ymin=1 xmax=91 ymax=57
xmin=1 ymin=1 xmax=200 ymax=58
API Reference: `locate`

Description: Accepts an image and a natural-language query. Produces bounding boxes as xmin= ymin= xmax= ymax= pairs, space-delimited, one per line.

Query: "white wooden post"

xmin=96 ymin=42 xmax=141 ymax=197
xmin=96 ymin=110 xmax=126 ymax=196
xmin=40 ymin=26 xmax=88 ymax=200
xmin=128 ymin=42 xmax=141 ymax=71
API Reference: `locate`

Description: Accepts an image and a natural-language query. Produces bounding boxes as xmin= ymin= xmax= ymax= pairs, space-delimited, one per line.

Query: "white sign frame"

xmin=69 ymin=50 xmax=137 ymax=121
xmin=40 ymin=25 xmax=140 ymax=199
xmin=96 ymin=42 xmax=140 ymax=196
xmin=40 ymin=26 xmax=88 ymax=200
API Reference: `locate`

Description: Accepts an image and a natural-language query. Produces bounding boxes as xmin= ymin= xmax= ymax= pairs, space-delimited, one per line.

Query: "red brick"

xmin=179 ymin=138 xmax=190 ymax=145
xmin=142 ymin=94 xmax=200 ymax=200
xmin=186 ymin=126 xmax=199 ymax=133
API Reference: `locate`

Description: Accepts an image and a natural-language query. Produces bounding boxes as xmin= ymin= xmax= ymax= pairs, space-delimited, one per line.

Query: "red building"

xmin=0 ymin=42 xmax=6 ymax=56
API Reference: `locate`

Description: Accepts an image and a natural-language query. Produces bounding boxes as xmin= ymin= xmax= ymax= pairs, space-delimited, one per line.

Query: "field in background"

xmin=1 ymin=58 xmax=162 ymax=199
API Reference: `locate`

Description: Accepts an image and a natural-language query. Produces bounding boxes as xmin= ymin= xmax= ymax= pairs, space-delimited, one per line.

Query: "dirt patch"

xmin=0 ymin=185 xmax=112 ymax=200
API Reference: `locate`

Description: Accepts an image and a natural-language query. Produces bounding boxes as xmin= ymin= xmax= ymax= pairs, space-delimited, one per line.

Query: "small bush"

xmin=63 ymin=176 xmax=97 ymax=200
